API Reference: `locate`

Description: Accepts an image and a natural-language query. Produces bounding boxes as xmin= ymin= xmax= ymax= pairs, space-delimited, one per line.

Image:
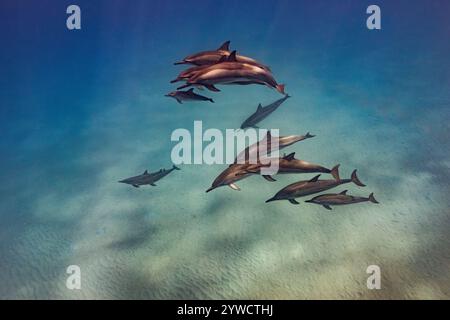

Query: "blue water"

xmin=1 ymin=0 xmax=449 ymax=299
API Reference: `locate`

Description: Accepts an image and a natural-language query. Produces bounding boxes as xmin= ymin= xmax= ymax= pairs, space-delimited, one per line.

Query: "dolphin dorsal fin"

xmin=339 ymin=190 xmax=348 ymax=195
xmin=308 ymin=174 xmax=321 ymax=182
xmin=143 ymin=170 xmax=148 ymax=175
xmin=187 ymin=88 xmax=194 ymax=93
xmin=283 ymin=152 xmax=296 ymax=161
xmin=218 ymin=55 xmax=228 ymax=63
xmin=217 ymin=40 xmax=230 ymax=51
xmin=227 ymin=50 xmax=237 ymax=62
xmin=257 ymin=103 xmax=262 ymax=110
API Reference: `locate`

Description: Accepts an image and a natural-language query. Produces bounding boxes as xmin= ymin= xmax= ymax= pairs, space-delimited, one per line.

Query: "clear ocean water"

xmin=1 ymin=0 xmax=449 ymax=299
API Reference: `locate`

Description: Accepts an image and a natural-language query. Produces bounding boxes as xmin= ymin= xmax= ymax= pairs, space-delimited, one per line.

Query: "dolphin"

xmin=305 ymin=191 xmax=379 ymax=210
xmin=165 ymin=88 xmax=214 ymax=104
xmin=240 ymin=95 xmax=291 ymax=129
xmin=170 ymin=65 xmax=209 ymax=84
xmin=119 ymin=165 xmax=180 ymax=188
xmin=174 ymin=41 xmax=271 ymax=71
xmin=265 ymin=167 xmax=366 ymax=204
xmin=235 ymin=131 xmax=315 ymax=164
xmin=238 ymin=152 xmax=339 ymax=182
xmin=205 ymin=163 xmax=254 ymax=193
xmin=176 ymin=51 xmax=286 ymax=94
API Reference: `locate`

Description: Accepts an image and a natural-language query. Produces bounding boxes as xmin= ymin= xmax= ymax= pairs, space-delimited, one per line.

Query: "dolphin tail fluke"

xmin=172 ymin=165 xmax=181 ymax=170
xmin=351 ymin=170 xmax=366 ymax=187
xmin=209 ymin=98 xmax=215 ymax=103
xmin=174 ymin=61 xmax=187 ymax=65
xmin=368 ymin=193 xmax=379 ymax=204
xmin=276 ymin=84 xmax=286 ymax=95
xmin=331 ymin=164 xmax=340 ymax=181
xmin=305 ymin=132 xmax=315 ymax=139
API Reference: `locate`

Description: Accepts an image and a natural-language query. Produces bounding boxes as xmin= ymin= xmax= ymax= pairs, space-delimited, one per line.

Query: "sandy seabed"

xmin=1 ymin=77 xmax=449 ymax=300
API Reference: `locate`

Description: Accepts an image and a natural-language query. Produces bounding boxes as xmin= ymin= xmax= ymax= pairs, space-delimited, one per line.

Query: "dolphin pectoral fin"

xmin=132 ymin=184 xmax=140 ymax=188
xmin=176 ymin=99 xmax=182 ymax=104
xmin=323 ymin=204 xmax=332 ymax=210
xmin=229 ymin=183 xmax=241 ymax=191
xmin=150 ymin=183 xmax=157 ymax=186
xmin=339 ymin=190 xmax=348 ymax=195
xmin=177 ymin=83 xmax=191 ymax=90
xmin=288 ymin=199 xmax=300 ymax=205
xmin=263 ymin=175 xmax=277 ymax=182
xmin=205 ymin=84 xmax=220 ymax=92
xmin=282 ymin=152 xmax=296 ymax=161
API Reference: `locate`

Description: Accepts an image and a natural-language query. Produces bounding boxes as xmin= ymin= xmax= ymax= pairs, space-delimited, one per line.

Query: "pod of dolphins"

xmin=119 ymin=41 xmax=379 ymax=211
xmin=166 ymin=41 xmax=286 ymax=103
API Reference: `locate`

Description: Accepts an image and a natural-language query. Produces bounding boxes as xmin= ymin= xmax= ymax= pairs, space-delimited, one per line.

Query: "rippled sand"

xmin=1 ymin=81 xmax=449 ymax=299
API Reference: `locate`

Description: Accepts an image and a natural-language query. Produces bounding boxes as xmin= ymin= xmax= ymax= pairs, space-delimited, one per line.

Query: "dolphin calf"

xmin=119 ymin=165 xmax=180 ymax=188
xmin=177 ymin=51 xmax=286 ymax=94
xmin=238 ymin=152 xmax=339 ymax=182
xmin=235 ymin=131 xmax=315 ymax=164
xmin=165 ymin=88 xmax=214 ymax=104
xmin=305 ymin=191 xmax=379 ymax=210
xmin=265 ymin=167 xmax=366 ymax=204
xmin=240 ymin=95 xmax=291 ymax=129
xmin=205 ymin=163 xmax=254 ymax=193
xmin=174 ymin=41 xmax=270 ymax=71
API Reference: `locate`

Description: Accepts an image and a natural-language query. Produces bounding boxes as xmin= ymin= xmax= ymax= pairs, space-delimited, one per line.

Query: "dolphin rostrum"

xmin=305 ymin=191 xmax=379 ymax=210
xmin=238 ymin=152 xmax=339 ymax=182
xmin=265 ymin=166 xmax=366 ymax=204
xmin=119 ymin=165 xmax=180 ymax=188
xmin=205 ymin=163 xmax=255 ymax=193
xmin=174 ymin=41 xmax=270 ymax=71
xmin=235 ymin=131 xmax=315 ymax=164
xmin=177 ymin=51 xmax=286 ymax=94
xmin=165 ymin=88 xmax=214 ymax=104
xmin=240 ymin=95 xmax=291 ymax=129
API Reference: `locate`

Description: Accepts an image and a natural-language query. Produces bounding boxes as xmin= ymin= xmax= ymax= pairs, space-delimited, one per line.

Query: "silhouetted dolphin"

xmin=240 ymin=95 xmax=291 ymax=129
xmin=238 ymin=152 xmax=339 ymax=182
xmin=205 ymin=163 xmax=254 ymax=193
xmin=305 ymin=191 xmax=379 ymax=210
xmin=119 ymin=165 xmax=180 ymax=188
xmin=174 ymin=41 xmax=270 ymax=71
xmin=165 ymin=88 xmax=214 ymax=104
xmin=265 ymin=167 xmax=366 ymax=204
xmin=177 ymin=51 xmax=286 ymax=94
xmin=235 ymin=131 xmax=315 ymax=164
